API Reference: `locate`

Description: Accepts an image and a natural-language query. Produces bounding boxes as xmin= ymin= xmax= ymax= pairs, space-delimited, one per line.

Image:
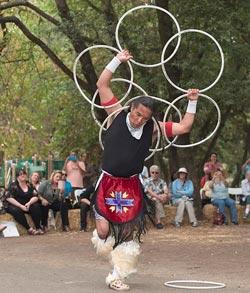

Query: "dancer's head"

xmin=129 ymin=96 xmax=155 ymax=128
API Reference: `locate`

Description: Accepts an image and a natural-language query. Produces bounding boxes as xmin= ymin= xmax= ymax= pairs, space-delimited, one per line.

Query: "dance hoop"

xmin=163 ymin=93 xmax=221 ymax=148
xmin=98 ymin=105 xmax=160 ymax=161
xmin=73 ymin=45 xmax=134 ymax=108
xmin=91 ymin=78 xmax=148 ymax=130
xmin=161 ymin=29 xmax=224 ymax=93
xmin=124 ymin=95 xmax=182 ymax=152
xmin=164 ymin=280 xmax=226 ymax=290
xmin=115 ymin=5 xmax=181 ymax=68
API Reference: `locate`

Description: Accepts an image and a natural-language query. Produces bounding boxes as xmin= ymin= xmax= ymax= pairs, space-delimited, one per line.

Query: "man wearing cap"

xmin=171 ymin=167 xmax=198 ymax=227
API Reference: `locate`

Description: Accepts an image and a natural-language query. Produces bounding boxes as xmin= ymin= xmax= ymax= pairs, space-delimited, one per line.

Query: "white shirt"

xmin=126 ymin=112 xmax=145 ymax=140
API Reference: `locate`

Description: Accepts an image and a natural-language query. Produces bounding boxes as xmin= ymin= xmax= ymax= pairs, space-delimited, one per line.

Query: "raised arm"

xmin=157 ymin=89 xmax=199 ymax=137
xmin=96 ymin=50 xmax=133 ymax=115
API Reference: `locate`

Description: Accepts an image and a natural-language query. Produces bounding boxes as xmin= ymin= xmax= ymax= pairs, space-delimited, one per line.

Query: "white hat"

xmin=177 ymin=167 xmax=188 ymax=174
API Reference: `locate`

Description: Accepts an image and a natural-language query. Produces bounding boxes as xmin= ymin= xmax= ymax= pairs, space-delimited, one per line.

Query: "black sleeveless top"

xmin=102 ymin=110 xmax=153 ymax=177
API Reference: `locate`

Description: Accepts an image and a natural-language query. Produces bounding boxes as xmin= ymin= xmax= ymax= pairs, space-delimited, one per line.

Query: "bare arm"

xmin=157 ymin=89 xmax=199 ymax=136
xmin=96 ymin=50 xmax=133 ymax=116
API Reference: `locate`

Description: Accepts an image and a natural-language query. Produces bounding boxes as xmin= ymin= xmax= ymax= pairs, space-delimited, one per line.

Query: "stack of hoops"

xmin=73 ymin=4 xmax=224 ymax=159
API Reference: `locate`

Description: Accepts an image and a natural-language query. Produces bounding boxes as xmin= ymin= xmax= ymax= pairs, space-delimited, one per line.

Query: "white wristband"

xmin=105 ymin=57 xmax=121 ymax=73
xmin=186 ymin=100 xmax=197 ymax=114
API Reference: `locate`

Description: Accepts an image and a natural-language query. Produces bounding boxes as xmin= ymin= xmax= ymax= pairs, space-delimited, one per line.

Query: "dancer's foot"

xmin=109 ymin=279 xmax=130 ymax=291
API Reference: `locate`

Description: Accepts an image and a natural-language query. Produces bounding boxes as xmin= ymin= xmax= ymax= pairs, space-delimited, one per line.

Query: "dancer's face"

xmin=129 ymin=104 xmax=152 ymax=128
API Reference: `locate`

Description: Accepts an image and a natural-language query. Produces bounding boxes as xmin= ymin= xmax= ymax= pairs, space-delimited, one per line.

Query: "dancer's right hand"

xmin=116 ymin=49 xmax=133 ymax=62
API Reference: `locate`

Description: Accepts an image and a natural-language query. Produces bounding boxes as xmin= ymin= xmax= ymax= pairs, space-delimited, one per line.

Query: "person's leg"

xmin=29 ymin=202 xmax=42 ymax=230
xmin=225 ymin=198 xmax=238 ymax=224
xmin=155 ymin=200 xmax=165 ymax=229
xmin=244 ymin=196 xmax=250 ymax=218
xmin=60 ymin=201 xmax=70 ymax=227
xmin=40 ymin=204 xmax=49 ymax=228
xmin=175 ymin=199 xmax=185 ymax=225
xmin=185 ymin=201 xmax=197 ymax=225
xmin=80 ymin=201 xmax=90 ymax=231
xmin=7 ymin=204 xmax=30 ymax=230
xmin=213 ymin=199 xmax=226 ymax=222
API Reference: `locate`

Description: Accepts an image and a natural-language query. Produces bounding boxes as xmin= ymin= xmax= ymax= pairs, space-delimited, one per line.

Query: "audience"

xmin=144 ymin=165 xmax=169 ymax=229
xmin=171 ymin=167 xmax=198 ymax=228
xmin=203 ymin=153 xmax=223 ymax=175
xmin=241 ymin=170 xmax=250 ymax=219
xmin=209 ymin=171 xmax=238 ymax=225
xmin=4 ymin=169 xmax=44 ymax=235
xmin=63 ymin=151 xmax=86 ymax=206
xmin=38 ymin=170 xmax=70 ymax=232
xmin=200 ymin=173 xmax=213 ymax=207
xmin=30 ymin=171 xmax=41 ymax=193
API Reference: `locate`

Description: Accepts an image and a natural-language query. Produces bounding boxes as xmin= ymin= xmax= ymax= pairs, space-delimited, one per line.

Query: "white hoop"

xmin=164 ymin=280 xmax=226 ymax=290
xmin=163 ymin=93 xmax=221 ymax=148
xmin=161 ymin=29 xmax=224 ymax=93
xmin=98 ymin=105 xmax=160 ymax=161
xmin=73 ymin=45 xmax=134 ymax=108
xmin=91 ymin=78 xmax=148 ymax=130
xmin=115 ymin=5 xmax=181 ymax=68
xmin=124 ymin=95 xmax=182 ymax=152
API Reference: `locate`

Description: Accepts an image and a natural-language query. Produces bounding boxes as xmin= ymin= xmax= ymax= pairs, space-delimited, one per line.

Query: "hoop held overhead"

xmin=115 ymin=5 xmax=181 ymax=68
xmin=161 ymin=29 xmax=224 ymax=93
xmin=73 ymin=45 xmax=134 ymax=108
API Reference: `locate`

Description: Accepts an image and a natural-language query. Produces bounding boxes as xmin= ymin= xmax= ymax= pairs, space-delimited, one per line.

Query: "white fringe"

xmin=91 ymin=229 xmax=115 ymax=258
xmin=110 ymin=240 xmax=141 ymax=279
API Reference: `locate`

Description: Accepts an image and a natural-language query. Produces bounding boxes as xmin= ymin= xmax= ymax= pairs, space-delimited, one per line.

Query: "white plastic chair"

xmin=228 ymin=187 xmax=242 ymax=204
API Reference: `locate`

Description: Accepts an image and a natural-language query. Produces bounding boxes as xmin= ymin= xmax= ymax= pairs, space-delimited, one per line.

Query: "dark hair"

xmin=210 ymin=152 xmax=217 ymax=157
xmin=16 ymin=168 xmax=27 ymax=177
xmin=130 ymin=96 xmax=156 ymax=114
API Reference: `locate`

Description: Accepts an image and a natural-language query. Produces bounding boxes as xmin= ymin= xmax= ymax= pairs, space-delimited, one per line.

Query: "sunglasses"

xmin=151 ymin=171 xmax=159 ymax=174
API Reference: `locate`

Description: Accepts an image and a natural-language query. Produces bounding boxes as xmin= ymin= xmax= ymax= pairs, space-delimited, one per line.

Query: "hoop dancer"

xmin=91 ymin=50 xmax=199 ymax=291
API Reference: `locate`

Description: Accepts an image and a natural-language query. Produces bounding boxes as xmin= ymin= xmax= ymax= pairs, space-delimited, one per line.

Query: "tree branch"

xmin=0 ymin=0 xmax=60 ymax=26
xmin=85 ymin=0 xmax=102 ymax=14
xmin=0 ymin=15 xmax=91 ymax=92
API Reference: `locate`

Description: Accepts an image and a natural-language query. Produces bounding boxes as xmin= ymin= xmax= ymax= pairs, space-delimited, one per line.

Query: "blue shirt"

xmin=172 ymin=179 xmax=194 ymax=203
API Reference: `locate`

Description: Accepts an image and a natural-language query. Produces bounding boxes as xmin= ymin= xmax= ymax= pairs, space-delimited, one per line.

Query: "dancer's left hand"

xmin=187 ymin=88 xmax=199 ymax=101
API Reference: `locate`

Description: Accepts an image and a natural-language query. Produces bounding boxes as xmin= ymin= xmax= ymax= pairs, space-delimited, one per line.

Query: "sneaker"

xmin=232 ymin=221 xmax=239 ymax=225
xmin=243 ymin=213 xmax=249 ymax=220
xmin=175 ymin=222 xmax=181 ymax=228
xmin=156 ymin=223 xmax=164 ymax=229
xmin=192 ymin=222 xmax=198 ymax=227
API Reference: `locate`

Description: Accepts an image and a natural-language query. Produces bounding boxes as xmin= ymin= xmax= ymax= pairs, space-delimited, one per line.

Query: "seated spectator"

xmin=172 ymin=167 xmax=198 ymax=228
xmin=203 ymin=153 xmax=223 ymax=175
xmin=200 ymin=167 xmax=212 ymax=188
xmin=144 ymin=165 xmax=169 ymax=229
xmin=241 ymin=170 xmax=250 ymax=219
xmin=63 ymin=150 xmax=86 ymax=207
xmin=30 ymin=171 xmax=41 ymax=193
xmin=200 ymin=173 xmax=213 ymax=207
xmin=209 ymin=171 xmax=238 ymax=225
xmin=38 ymin=170 xmax=70 ymax=232
xmin=60 ymin=171 xmax=73 ymax=202
xmin=4 ymin=169 xmax=44 ymax=235
xmin=241 ymin=159 xmax=250 ymax=176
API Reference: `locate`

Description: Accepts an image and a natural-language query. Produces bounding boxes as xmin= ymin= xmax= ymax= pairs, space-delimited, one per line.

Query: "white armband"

xmin=186 ymin=100 xmax=197 ymax=114
xmin=105 ymin=57 xmax=121 ymax=73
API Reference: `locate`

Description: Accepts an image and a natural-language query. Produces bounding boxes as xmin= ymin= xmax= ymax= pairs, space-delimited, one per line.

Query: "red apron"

xmin=95 ymin=173 xmax=143 ymax=224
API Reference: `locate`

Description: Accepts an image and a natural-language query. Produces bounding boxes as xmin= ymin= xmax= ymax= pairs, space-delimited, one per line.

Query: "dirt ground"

xmin=1 ymin=224 xmax=250 ymax=293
